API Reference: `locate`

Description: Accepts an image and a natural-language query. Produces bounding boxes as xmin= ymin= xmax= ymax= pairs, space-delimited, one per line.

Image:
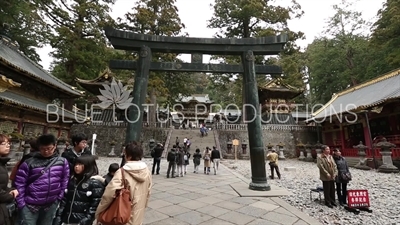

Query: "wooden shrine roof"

xmin=75 ymin=68 xmax=117 ymax=95
xmin=311 ymin=68 xmax=400 ymax=120
xmin=0 ymin=35 xmax=82 ymax=97
xmin=258 ymin=78 xmax=304 ymax=99
xmin=0 ymin=90 xmax=86 ymax=120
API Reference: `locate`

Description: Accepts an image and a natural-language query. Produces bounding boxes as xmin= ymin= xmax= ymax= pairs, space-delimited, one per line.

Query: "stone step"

xmin=167 ymin=129 xmax=216 ymax=153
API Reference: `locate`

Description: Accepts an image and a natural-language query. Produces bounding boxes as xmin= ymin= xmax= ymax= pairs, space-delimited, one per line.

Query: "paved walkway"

xmin=144 ymin=160 xmax=322 ymax=225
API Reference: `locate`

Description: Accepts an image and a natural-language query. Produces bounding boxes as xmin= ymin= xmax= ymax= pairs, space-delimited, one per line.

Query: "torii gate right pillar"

xmin=242 ymin=50 xmax=270 ymax=191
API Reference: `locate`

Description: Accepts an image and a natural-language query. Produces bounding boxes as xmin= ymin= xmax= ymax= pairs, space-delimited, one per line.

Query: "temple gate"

xmin=105 ymin=27 xmax=288 ymax=191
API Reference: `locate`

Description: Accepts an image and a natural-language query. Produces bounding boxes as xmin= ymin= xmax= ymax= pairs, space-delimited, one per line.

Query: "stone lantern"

xmin=108 ymin=140 xmax=117 ymax=157
xmin=277 ymin=142 xmax=285 ymax=160
xmin=7 ymin=128 xmax=24 ymax=168
xmin=305 ymin=142 xmax=314 ymax=162
xmin=8 ymin=128 xmax=23 ymax=154
xmin=375 ymin=138 xmax=399 ymax=173
xmin=314 ymin=141 xmax=323 ymax=162
xmin=23 ymin=132 xmax=34 ymax=155
xmin=296 ymin=141 xmax=306 ymax=161
xmin=266 ymin=143 xmax=273 ymax=152
xmin=353 ymin=141 xmax=370 ymax=170
xmin=57 ymin=133 xmax=67 ymax=155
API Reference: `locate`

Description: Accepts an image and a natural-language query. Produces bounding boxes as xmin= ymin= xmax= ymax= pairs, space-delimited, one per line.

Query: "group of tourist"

xmin=0 ymin=133 xmax=152 ymax=225
xmin=264 ymin=145 xmax=351 ymax=208
xmin=151 ymin=136 xmax=221 ymax=178
xmin=317 ymin=146 xmax=351 ymax=208
xmin=166 ymin=146 xmax=221 ymax=177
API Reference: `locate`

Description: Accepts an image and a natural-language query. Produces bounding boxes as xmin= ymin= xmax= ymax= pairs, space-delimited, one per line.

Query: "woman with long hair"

xmin=0 ymin=134 xmax=18 ymax=225
xmin=53 ymin=155 xmax=105 ymax=225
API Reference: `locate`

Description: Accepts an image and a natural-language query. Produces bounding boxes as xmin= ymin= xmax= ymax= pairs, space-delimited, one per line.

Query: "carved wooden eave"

xmin=0 ymin=74 xmax=21 ymax=92
xmin=75 ymin=68 xmax=119 ymax=95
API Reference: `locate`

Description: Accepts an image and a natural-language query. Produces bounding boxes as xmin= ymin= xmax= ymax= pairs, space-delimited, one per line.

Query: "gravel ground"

xmin=221 ymin=159 xmax=400 ymax=225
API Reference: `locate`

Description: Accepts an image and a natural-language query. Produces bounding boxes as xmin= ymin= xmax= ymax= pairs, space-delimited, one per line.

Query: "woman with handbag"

xmin=96 ymin=142 xmax=152 ymax=225
xmin=0 ymin=134 xmax=19 ymax=225
xmin=333 ymin=149 xmax=351 ymax=206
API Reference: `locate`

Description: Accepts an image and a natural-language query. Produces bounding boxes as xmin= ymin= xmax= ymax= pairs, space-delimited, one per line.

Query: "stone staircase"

xmin=167 ymin=129 xmax=216 ymax=153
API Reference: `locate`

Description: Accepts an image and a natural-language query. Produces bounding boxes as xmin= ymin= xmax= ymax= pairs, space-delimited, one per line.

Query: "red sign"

xmin=347 ymin=190 xmax=370 ymax=208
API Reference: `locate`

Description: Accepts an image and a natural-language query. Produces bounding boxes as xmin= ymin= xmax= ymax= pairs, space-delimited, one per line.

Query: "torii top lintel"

xmin=105 ymin=27 xmax=288 ymax=55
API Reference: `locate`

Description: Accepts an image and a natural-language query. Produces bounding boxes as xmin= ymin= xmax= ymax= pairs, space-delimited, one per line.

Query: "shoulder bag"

xmin=98 ymin=168 xmax=132 ymax=225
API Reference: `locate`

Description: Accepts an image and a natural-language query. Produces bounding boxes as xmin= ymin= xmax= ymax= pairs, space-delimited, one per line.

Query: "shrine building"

xmin=258 ymin=78 xmax=305 ymax=124
xmin=175 ymin=94 xmax=214 ymax=127
xmin=309 ymin=68 xmax=400 ymax=159
xmin=0 ymin=33 xmax=85 ymax=137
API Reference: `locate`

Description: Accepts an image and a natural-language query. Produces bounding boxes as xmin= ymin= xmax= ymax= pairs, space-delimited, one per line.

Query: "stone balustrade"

xmin=214 ymin=123 xmax=316 ymax=131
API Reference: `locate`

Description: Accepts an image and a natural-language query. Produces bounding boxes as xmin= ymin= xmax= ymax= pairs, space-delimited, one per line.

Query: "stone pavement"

xmin=143 ymin=159 xmax=323 ymax=225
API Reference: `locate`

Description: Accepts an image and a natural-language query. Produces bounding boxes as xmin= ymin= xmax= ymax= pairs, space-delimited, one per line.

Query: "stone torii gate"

xmin=105 ymin=27 xmax=287 ymax=191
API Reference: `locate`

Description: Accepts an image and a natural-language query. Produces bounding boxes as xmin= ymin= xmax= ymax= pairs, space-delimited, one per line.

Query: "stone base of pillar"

xmin=305 ymin=157 xmax=314 ymax=162
xmin=354 ymin=163 xmax=371 ymax=170
xmin=278 ymin=151 xmax=286 ymax=160
xmin=108 ymin=146 xmax=117 ymax=157
xmin=377 ymin=164 xmax=399 ymax=173
xmin=249 ymin=181 xmax=271 ymax=191
xmin=298 ymin=152 xmax=306 ymax=161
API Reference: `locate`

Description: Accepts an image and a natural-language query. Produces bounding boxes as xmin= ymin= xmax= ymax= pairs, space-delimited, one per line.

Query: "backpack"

xmin=9 ymin=161 xmax=21 ymax=182
xmin=184 ymin=154 xmax=188 ymax=161
xmin=98 ymin=168 xmax=132 ymax=225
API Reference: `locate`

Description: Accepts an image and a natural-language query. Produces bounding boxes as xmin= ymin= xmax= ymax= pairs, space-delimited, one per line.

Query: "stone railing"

xmin=214 ymin=123 xmax=317 ymax=131
xmin=213 ymin=128 xmax=222 ymax=153
xmin=90 ymin=121 xmax=171 ymax=128
xmin=162 ymin=128 xmax=173 ymax=158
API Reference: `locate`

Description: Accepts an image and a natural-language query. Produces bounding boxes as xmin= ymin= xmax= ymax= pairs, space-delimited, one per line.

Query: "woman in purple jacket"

xmin=14 ymin=134 xmax=70 ymax=225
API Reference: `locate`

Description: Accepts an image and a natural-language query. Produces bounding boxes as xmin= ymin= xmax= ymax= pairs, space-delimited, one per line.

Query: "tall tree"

xmin=306 ymin=0 xmax=373 ymax=104
xmin=370 ymin=0 xmax=400 ymax=74
xmin=0 ymin=1 xmax=49 ymax=63
xmin=119 ymin=0 xmax=194 ymax=124
xmin=207 ymin=0 xmax=305 ymax=109
xmin=41 ymin=0 xmax=116 ymax=85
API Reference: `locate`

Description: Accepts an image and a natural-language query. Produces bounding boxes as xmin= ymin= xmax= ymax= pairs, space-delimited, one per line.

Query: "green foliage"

xmin=207 ymin=0 xmax=306 ymax=107
xmin=370 ymin=0 xmax=400 ymax=73
xmin=119 ymin=0 xmax=199 ymax=104
xmin=42 ymin=0 xmax=116 ymax=85
xmin=0 ymin=1 xmax=50 ymax=63
xmin=305 ymin=0 xmax=376 ymax=105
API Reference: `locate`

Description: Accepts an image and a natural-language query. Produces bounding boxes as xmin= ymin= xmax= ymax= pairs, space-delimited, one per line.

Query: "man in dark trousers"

xmin=210 ymin=146 xmax=221 ymax=175
xmin=151 ymin=143 xmax=164 ymax=175
xmin=166 ymin=146 xmax=177 ymax=178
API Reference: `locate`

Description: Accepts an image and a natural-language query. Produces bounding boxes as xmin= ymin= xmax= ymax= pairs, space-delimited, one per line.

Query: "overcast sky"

xmin=36 ymin=0 xmax=385 ymax=70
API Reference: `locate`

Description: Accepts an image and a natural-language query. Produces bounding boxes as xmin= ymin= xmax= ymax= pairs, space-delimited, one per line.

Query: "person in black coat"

xmin=166 ymin=147 xmax=177 ymax=178
xmin=0 ymin=134 xmax=18 ymax=225
xmin=192 ymin=149 xmax=202 ymax=173
xmin=53 ymin=155 xmax=105 ymax=225
xmin=333 ymin=149 xmax=351 ymax=206
xmin=151 ymin=143 xmax=164 ymax=175
xmin=62 ymin=133 xmax=92 ymax=175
